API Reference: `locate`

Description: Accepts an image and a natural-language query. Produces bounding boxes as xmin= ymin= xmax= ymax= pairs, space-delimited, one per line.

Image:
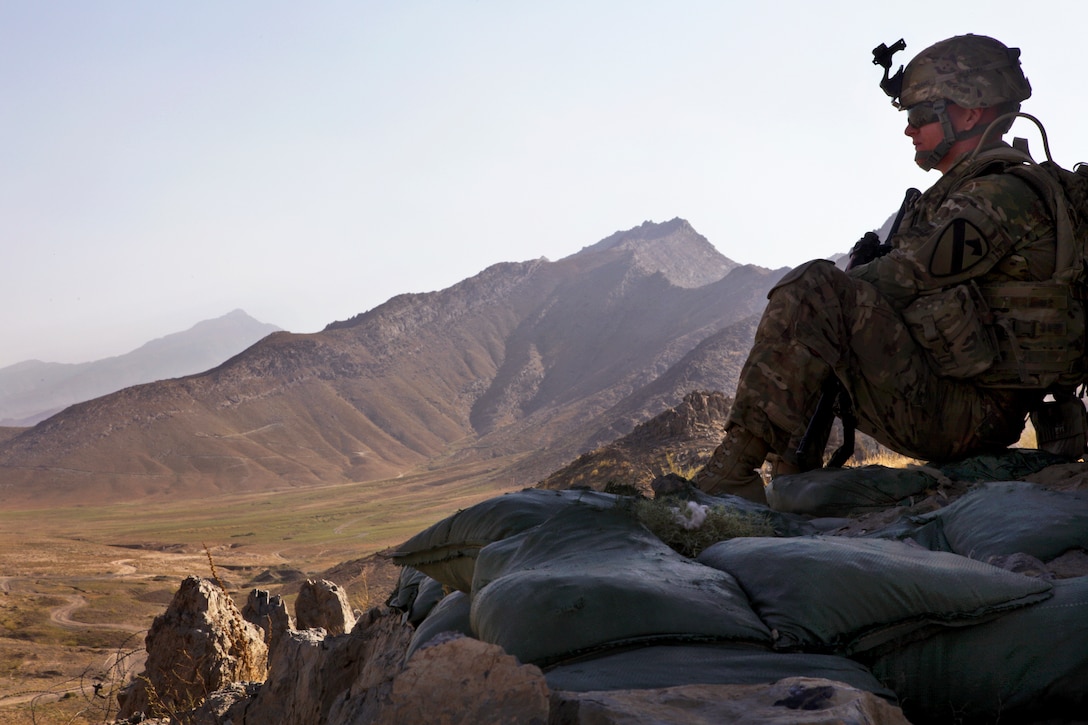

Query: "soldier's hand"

xmin=846 ymin=231 xmax=891 ymax=270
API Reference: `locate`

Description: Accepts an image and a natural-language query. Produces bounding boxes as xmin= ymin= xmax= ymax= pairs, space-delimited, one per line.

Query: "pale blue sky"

xmin=3 ymin=1 xmax=1087 ymax=368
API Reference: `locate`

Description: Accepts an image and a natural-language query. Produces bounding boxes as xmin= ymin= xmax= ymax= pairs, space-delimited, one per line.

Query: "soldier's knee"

xmin=767 ymin=259 xmax=843 ymax=298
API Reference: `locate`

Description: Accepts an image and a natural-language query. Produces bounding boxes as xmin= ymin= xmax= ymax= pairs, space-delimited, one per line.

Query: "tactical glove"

xmin=847 ymin=231 xmax=892 ymax=270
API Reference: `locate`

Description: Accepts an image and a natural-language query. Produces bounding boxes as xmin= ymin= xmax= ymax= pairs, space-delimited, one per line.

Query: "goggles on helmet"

xmin=906 ymin=102 xmax=941 ymax=128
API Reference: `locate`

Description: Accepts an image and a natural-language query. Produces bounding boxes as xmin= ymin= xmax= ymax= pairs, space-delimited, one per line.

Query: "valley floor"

xmin=0 ymin=459 xmax=522 ymax=724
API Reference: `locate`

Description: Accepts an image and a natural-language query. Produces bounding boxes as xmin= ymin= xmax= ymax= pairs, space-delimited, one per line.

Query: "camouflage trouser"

xmin=729 ymin=260 xmax=1034 ymax=462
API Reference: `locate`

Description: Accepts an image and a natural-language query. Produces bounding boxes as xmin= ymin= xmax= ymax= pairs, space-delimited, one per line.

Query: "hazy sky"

xmin=3 ymin=1 xmax=1087 ymax=369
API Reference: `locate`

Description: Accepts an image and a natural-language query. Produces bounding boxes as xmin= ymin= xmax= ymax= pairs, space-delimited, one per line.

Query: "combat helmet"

xmin=875 ymin=34 xmax=1031 ymax=170
xmin=900 ymin=34 xmax=1031 ymax=110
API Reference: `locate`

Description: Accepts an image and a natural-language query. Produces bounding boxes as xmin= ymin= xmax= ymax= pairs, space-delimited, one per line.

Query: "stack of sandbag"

xmin=388 ymin=484 xmax=1088 ymax=722
xmin=395 ymin=499 xmax=899 ymax=703
xmin=468 ymin=505 xmax=771 ymax=665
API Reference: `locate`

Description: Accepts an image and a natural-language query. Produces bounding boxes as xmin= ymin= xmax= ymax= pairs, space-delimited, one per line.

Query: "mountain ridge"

xmin=0 ymin=219 xmax=786 ymax=507
xmin=0 ymin=309 xmax=281 ymax=426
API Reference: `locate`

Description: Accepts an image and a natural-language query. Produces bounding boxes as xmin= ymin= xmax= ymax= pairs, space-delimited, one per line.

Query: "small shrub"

xmin=633 ymin=498 xmax=775 ymax=558
xmin=603 ymin=481 xmax=643 ymax=497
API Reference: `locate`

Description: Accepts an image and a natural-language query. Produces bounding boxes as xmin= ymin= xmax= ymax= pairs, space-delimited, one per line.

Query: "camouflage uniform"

xmin=697 ymin=34 xmax=1082 ymax=494
xmin=729 ymin=143 xmax=1055 ymax=462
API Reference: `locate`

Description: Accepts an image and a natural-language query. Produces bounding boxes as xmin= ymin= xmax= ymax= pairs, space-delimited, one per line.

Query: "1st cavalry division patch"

xmin=930 ymin=218 xmax=988 ymax=276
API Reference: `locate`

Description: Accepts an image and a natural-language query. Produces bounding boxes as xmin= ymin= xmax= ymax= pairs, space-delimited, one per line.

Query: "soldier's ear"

xmin=958 ymin=106 xmax=986 ymax=132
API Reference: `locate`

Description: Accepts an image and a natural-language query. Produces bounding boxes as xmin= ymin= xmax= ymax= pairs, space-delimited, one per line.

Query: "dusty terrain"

xmin=0 ymin=458 xmax=520 ymax=724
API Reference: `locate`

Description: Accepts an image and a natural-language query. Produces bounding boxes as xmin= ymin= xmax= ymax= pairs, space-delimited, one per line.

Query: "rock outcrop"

xmin=116 ymin=576 xmax=268 ymax=720
xmin=241 ymin=588 xmax=293 ymax=653
xmin=295 ymin=579 xmax=357 ymax=635
xmin=374 ymin=634 xmax=550 ymax=725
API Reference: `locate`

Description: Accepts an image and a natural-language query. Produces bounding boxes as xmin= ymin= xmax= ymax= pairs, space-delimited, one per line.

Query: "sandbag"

xmin=386 ymin=567 xmax=446 ymax=625
xmin=763 ymin=449 xmax=1066 ymax=518
xmin=388 ymin=488 xmax=618 ymax=591
xmin=936 ymin=448 xmax=1067 ymax=481
xmin=544 ymin=642 xmax=897 ymax=702
xmin=868 ymin=576 xmax=1088 ymax=724
xmin=470 ymin=505 xmax=771 ymax=666
xmin=405 ymin=590 xmax=474 ymax=662
xmin=696 ymin=536 xmax=1052 ymax=655
xmin=765 ymin=465 xmax=936 ymax=517
xmin=902 ymin=481 xmax=1088 ymax=562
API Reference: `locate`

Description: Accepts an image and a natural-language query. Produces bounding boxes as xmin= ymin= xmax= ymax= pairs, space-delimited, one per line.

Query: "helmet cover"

xmin=900 ymin=34 xmax=1031 ymax=109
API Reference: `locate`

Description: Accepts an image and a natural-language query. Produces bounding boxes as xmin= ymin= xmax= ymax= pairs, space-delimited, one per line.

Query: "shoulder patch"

xmin=929 ymin=219 xmax=989 ymax=277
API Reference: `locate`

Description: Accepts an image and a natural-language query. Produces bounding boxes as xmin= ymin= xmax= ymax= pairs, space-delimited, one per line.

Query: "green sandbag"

xmin=764 ymin=450 xmax=1066 ymax=519
xmin=388 ymin=488 xmax=618 ymax=591
xmin=386 ymin=567 xmax=445 ymax=625
xmin=936 ymin=448 xmax=1066 ymax=481
xmin=696 ymin=536 xmax=1052 ymax=655
xmin=544 ymin=642 xmax=897 ymax=702
xmin=470 ymin=505 xmax=771 ymax=666
xmin=765 ymin=465 xmax=936 ymax=517
xmin=869 ymin=576 xmax=1088 ymax=724
xmin=904 ymin=481 xmax=1088 ymax=562
xmin=406 ymin=590 xmax=473 ymax=662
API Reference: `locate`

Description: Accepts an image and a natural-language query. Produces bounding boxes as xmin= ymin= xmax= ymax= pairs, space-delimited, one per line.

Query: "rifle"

xmin=794 ymin=187 xmax=919 ymax=471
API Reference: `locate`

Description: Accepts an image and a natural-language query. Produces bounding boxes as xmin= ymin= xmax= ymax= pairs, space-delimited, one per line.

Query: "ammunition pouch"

xmin=902 ymin=283 xmax=999 ymax=378
xmin=903 ymin=281 xmax=1087 ymax=388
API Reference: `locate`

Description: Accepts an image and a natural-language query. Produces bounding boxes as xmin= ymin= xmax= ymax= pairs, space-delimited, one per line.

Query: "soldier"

xmin=693 ymin=34 xmax=1085 ymax=504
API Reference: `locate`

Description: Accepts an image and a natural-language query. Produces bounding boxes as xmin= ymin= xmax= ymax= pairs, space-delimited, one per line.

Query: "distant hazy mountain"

xmin=0 ymin=309 xmax=281 ymax=426
xmin=0 ymin=219 xmax=787 ymax=506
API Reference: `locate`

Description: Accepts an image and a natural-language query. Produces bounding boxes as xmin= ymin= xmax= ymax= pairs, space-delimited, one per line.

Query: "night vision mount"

xmin=872 ymin=38 xmax=906 ymax=104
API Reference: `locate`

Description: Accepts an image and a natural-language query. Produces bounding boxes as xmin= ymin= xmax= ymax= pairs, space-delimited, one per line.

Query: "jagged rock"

xmin=242 ymin=587 xmax=294 ymax=652
xmin=116 ymin=576 xmax=268 ymax=719
xmin=244 ymin=606 xmax=414 ymax=725
xmin=296 ymin=578 xmax=357 ymax=635
xmin=371 ymin=634 xmax=549 ymax=725
xmin=186 ymin=681 xmax=261 ymax=725
xmin=549 ymin=677 xmax=910 ymax=724
xmin=537 ymin=391 xmax=735 ymax=493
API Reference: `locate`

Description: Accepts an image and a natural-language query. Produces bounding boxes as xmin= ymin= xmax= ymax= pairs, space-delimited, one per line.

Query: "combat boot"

xmin=692 ymin=426 xmax=769 ymax=504
xmin=768 ymin=453 xmax=801 ymax=478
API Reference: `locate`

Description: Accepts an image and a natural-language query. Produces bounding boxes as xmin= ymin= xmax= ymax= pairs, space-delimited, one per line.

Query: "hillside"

xmin=535 ymin=390 xmax=734 ymax=491
xmin=0 ymin=219 xmax=787 ymax=507
xmin=0 ymin=309 xmax=281 ymax=426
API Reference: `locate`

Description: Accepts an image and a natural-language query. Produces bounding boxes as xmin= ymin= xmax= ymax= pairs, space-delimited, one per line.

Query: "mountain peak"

xmin=574 ymin=218 xmax=738 ymax=288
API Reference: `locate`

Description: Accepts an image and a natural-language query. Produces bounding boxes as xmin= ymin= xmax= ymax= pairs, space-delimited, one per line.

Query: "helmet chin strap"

xmin=915 ymin=99 xmax=955 ymax=170
xmin=914 ymin=99 xmax=992 ymax=171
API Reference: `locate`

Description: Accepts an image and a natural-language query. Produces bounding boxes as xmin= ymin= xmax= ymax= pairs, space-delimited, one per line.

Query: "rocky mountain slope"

xmin=0 ymin=219 xmax=787 ymax=507
xmin=535 ymin=390 xmax=733 ymax=491
xmin=0 ymin=309 xmax=281 ymax=426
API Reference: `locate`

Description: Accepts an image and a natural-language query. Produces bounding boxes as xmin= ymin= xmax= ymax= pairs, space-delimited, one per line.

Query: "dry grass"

xmin=842 ymin=418 xmax=1040 ymax=469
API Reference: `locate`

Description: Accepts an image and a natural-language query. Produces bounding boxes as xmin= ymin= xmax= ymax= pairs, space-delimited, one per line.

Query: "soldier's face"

xmin=903 ymin=102 xmax=980 ymax=173
xmin=904 ymin=108 xmax=945 ymax=158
